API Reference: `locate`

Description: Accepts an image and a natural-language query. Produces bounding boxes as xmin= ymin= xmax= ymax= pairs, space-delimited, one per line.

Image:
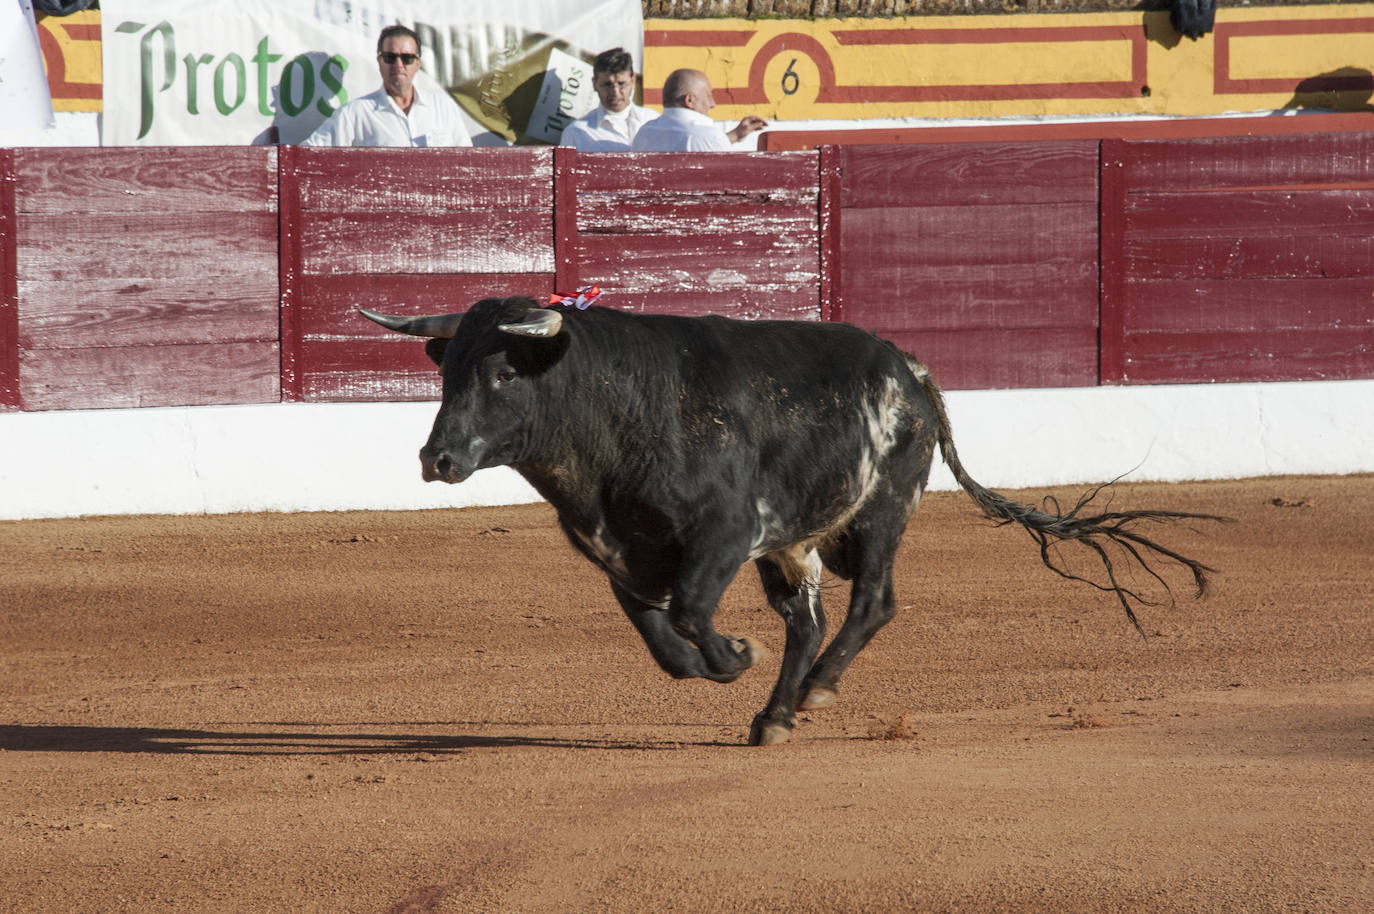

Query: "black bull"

xmin=362 ymin=297 xmax=1224 ymax=746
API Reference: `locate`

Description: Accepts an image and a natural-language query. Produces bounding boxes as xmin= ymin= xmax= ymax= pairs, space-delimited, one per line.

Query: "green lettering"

xmin=118 ymin=21 xmax=176 ymax=141
xmin=252 ymin=37 xmax=283 ymax=117
xmin=213 ymin=54 xmax=247 ymax=115
xmin=279 ymin=55 xmax=315 ymax=118
xmin=317 ymin=54 xmax=349 ymax=116
xmin=183 ymin=53 xmax=214 ymax=115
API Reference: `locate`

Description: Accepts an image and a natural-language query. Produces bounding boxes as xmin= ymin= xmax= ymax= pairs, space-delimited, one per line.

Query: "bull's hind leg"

xmin=800 ymin=508 xmax=908 ymax=711
xmin=749 ymin=547 xmax=827 ymax=746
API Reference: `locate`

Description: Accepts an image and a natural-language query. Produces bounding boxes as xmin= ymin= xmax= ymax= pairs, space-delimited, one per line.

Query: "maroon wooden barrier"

xmin=835 ymin=141 xmax=1100 ymax=390
xmin=568 ymin=151 xmax=821 ymax=319
xmin=282 ymin=147 xmax=556 ymax=402
xmin=1101 ymin=131 xmax=1374 ymax=384
xmin=1 ymin=150 xmax=18 ymax=411
xmin=10 ymin=147 xmax=279 ymax=411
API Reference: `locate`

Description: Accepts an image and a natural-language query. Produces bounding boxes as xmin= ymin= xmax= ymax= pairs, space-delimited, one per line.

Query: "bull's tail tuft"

xmin=908 ymin=358 xmax=1229 ymax=637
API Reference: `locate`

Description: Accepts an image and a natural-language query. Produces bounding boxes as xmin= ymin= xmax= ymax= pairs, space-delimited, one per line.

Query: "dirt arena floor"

xmin=2 ymin=474 xmax=1371 ymax=913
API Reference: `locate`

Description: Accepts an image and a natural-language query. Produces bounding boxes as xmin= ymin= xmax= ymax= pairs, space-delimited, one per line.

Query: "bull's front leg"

xmin=667 ymin=535 xmax=765 ymax=682
xmin=610 ymin=581 xmax=742 ymax=684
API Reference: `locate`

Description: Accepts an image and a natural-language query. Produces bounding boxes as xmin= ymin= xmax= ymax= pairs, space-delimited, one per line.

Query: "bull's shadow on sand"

xmin=0 ymin=723 xmax=718 ymax=756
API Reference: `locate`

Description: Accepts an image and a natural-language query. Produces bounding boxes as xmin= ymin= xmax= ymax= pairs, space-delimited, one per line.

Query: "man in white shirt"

xmin=629 ymin=69 xmax=767 ymax=152
xmin=559 ymin=48 xmax=657 ymax=152
xmin=303 ymin=25 xmax=472 ymax=147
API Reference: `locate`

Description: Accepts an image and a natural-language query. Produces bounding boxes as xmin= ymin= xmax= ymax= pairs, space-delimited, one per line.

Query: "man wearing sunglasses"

xmin=303 ymin=25 xmax=471 ymax=147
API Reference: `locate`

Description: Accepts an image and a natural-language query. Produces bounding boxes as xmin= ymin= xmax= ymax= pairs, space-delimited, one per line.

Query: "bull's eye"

xmin=495 ymin=369 xmax=517 ymax=384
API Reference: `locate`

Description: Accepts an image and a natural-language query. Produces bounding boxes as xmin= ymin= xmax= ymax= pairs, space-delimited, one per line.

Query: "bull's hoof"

xmin=748 ymin=718 xmax=793 ymax=746
xmin=798 ymin=685 xmax=837 ymax=710
xmin=729 ymin=636 xmax=768 ymax=669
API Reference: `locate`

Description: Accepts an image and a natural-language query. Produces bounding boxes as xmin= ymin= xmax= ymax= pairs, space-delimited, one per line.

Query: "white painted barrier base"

xmin=1 ymin=379 xmax=1370 ymax=520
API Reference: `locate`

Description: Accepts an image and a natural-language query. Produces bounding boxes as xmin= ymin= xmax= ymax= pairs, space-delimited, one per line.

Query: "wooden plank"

xmin=876 ymin=327 xmax=1100 ymax=390
xmin=591 ymin=288 xmax=821 ymax=321
xmin=840 ymin=202 xmax=1097 ymax=269
xmin=293 ymin=147 xmax=552 ymax=212
xmin=840 ymin=140 xmax=1099 ymax=208
xmin=299 ymin=273 xmax=555 ymax=336
xmin=13 ymin=147 xmax=276 ymax=215
xmin=296 ymin=337 xmax=441 ymax=403
xmin=819 ymin=144 xmax=842 ymax=323
xmin=279 ymin=144 xmax=303 ymax=402
xmin=1124 ymin=188 xmax=1374 ymax=236
xmin=0 ymin=149 xmax=17 ymax=410
xmin=19 ymin=341 xmax=279 ymax=411
xmin=577 ymin=234 xmax=818 ymax=292
xmin=1121 ymin=328 xmax=1374 ymax=385
xmin=1120 ymin=131 xmax=1374 ymax=194
xmin=16 ymin=212 xmax=277 ymax=282
xmin=554 ymin=147 xmax=580 ymax=293
xmin=17 ymin=277 xmax=278 ymax=349
xmin=573 ymin=151 xmax=819 ymax=194
xmin=841 ymin=262 xmax=1098 ymax=332
xmin=576 ymin=195 xmax=818 ymax=236
xmin=1099 ymin=138 xmax=1128 ymax=384
xmin=759 ymin=112 xmax=1374 ymax=151
xmin=297 ymin=210 xmax=553 ymax=275
xmin=1122 ymin=277 xmax=1374 ymax=334
xmin=1123 ymin=232 xmax=1374 ymax=280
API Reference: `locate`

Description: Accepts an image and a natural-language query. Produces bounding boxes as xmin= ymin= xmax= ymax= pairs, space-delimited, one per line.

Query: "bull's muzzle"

xmin=419 ymin=447 xmax=465 ymax=484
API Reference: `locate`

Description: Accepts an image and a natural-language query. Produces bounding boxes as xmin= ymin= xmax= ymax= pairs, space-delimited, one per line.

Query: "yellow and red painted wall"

xmin=643 ymin=6 xmax=1374 ymax=123
xmin=33 ymin=5 xmax=1374 ymax=123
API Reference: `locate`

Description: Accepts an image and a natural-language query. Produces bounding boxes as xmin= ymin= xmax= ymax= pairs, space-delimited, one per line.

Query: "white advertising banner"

xmin=100 ymin=0 xmax=642 ymax=146
xmin=1 ymin=0 xmax=55 ymax=132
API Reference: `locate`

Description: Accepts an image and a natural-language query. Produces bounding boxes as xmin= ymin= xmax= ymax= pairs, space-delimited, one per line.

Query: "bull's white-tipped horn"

xmin=498 ymin=307 xmax=563 ymax=339
xmin=358 ymin=308 xmax=464 ymax=339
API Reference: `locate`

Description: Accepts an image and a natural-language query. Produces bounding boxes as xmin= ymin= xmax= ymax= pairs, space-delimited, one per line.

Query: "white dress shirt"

xmin=559 ymin=104 xmax=658 ymax=152
xmin=629 ymin=107 xmax=730 ymax=152
xmin=302 ymin=86 xmax=472 ymax=147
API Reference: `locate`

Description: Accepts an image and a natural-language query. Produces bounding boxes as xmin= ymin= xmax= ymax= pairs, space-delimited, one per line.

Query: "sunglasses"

xmin=378 ymin=51 xmax=419 ymax=65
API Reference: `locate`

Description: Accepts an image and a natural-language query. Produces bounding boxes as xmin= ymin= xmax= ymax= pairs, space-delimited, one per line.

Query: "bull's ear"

xmin=424 ymin=338 xmax=449 ymax=367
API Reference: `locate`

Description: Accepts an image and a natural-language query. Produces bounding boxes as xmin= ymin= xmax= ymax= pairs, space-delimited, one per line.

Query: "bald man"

xmin=630 ymin=68 xmax=767 ymax=151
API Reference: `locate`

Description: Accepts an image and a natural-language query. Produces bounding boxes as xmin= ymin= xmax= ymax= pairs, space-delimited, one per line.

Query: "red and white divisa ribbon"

xmin=548 ymin=284 xmax=602 ymax=310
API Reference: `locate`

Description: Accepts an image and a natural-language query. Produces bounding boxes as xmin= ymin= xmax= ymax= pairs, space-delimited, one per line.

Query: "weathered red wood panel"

xmin=1118 ymin=130 xmax=1374 ymax=192
xmin=12 ymin=147 xmax=280 ymax=411
xmin=1 ymin=149 xmax=18 ymax=411
xmin=288 ymin=147 xmax=556 ymax=402
xmin=296 ymin=338 xmax=440 ymax=403
xmin=17 ymin=276 xmax=278 ymax=349
xmin=1111 ymin=133 xmax=1374 ymax=385
xmin=1121 ymin=329 xmax=1374 ymax=384
xmin=880 ymin=328 xmax=1100 ymax=390
xmin=12 ymin=147 xmax=275 ymax=214
xmin=838 ymin=142 xmax=1100 ymax=389
xmin=841 ymin=141 xmax=1099 ymax=207
xmin=569 ymin=151 xmax=821 ymax=322
xmin=20 ymin=341 xmax=280 ymax=412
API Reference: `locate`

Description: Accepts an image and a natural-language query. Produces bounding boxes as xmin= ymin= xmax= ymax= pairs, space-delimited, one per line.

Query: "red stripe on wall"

xmin=834 ymin=25 xmax=1140 ymax=44
xmin=1215 ymin=18 xmax=1374 ymax=95
xmin=644 ymin=29 xmax=755 ymax=46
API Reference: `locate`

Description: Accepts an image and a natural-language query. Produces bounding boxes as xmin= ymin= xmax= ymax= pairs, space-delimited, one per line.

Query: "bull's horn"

xmin=498 ymin=307 xmax=563 ymax=339
xmin=358 ymin=308 xmax=464 ymax=339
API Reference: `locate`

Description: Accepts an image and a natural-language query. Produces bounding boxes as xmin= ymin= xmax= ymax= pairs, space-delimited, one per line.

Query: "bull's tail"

xmin=908 ymin=358 xmax=1228 ymax=636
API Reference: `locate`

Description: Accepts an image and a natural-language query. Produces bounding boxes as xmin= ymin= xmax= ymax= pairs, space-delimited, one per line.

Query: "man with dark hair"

xmin=303 ymin=24 xmax=471 ymax=147
xmin=559 ymin=47 xmax=658 ymax=152
xmin=630 ymin=68 xmax=766 ymax=152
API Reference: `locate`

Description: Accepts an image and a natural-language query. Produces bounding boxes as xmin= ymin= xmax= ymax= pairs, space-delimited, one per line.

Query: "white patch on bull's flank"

xmin=851 ymin=376 xmax=907 ymax=510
